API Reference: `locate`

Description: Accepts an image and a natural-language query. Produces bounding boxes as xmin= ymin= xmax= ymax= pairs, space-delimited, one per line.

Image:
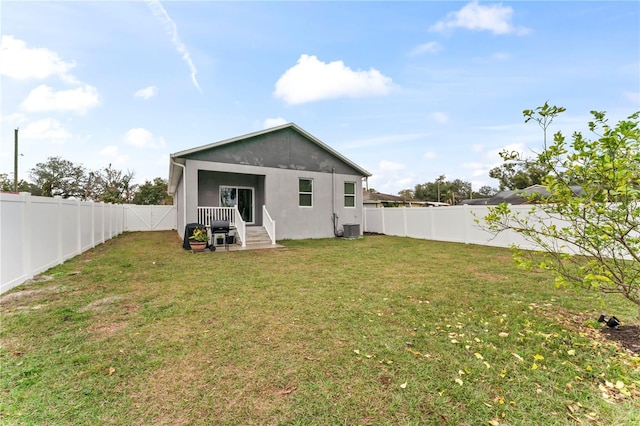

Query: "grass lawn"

xmin=1 ymin=231 xmax=639 ymax=425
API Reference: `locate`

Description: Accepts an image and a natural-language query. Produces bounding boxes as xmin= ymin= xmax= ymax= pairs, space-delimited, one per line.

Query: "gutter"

xmin=170 ymin=158 xmax=187 ymax=232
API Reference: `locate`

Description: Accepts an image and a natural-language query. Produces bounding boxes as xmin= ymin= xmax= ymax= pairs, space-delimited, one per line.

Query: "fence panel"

xmin=1 ymin=194 xmax=177 ymax=294
xmin=0 ymin=193 xmax=28 ymax=292
xmin=125 ymin=205 xmax=176 ymax=232
xmin=363 ymin=204 xmax=599 ymax=253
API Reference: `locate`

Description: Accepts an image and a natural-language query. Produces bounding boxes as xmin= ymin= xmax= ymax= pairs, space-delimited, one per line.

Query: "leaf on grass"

xmin=455 ymin=378 xmax=464 ymax=386
xmin=531 ymin=363 xmax=538 ymax=370
xmin=512 ymin=353 xmax=524 ymax=362
xmin=354 ymin=349 xmax=360 ymax=355
xmin=483 ymin=361 xmax=491 ymax=369
xmin=488 ymin=419 xmax=500 ymax=425
xmin=108 ymin=367 xmax=115 ymax=376
xmin=276 ymin=386 xmax=297 ymax=396
xmin=567 ymin=349 xmax=576 ymax=356
xmin=533 ymin=354 xmax=544 ymax=360
xmin=400 ymin=382 xmax=407 ymax=389
xmin=499 ymin=332 xmax=509 ymax=338
xmin=474 ymin=353 xmax=484 ymax=360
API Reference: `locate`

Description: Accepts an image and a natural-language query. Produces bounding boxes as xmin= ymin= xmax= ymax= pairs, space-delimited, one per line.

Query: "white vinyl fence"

xmin=363 ymin=205 xmax=558 ymax=250
xmin=0 ymin=192 xmax=176 ymax=294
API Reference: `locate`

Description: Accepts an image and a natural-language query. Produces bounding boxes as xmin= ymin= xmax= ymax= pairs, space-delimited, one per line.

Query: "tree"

xmin=483 ymin=105 xmax=640 ymax=318
xmin=1 ymin=173 xmax=45 ymax=195
xmin=488 ymin=151 xmax=551 ymax=190
xmin=29 ymin=157 xmax=86 ymax=198
xmin=94 ymin=164 xmax=136 ymax=204
xmin=134 ymin=178 xmax=173 ymax=205
xmin=414 ymin=175 xmax=472 ymax=204
xmin=398 ymin=189 xmax=415 ymax=200
xmin=489 ymin=102 xmax=567 ymax=191
xmin=477 ymin=185 xmax=497 ymax=197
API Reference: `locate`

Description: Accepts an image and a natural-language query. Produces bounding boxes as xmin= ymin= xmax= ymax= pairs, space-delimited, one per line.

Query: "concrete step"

xmin=243 ymin=227 xmax=274 ymax=245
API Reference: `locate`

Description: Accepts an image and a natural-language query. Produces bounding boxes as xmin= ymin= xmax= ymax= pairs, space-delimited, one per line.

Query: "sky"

xmin=1 ymin=1 xmax=639 ymax=195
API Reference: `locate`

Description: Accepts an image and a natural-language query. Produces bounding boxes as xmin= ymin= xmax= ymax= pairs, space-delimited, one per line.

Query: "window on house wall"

xmin=344 ymin=181 xmax=356 ymax=207
xmin=299 ymin=178 xmax=313 ymax=207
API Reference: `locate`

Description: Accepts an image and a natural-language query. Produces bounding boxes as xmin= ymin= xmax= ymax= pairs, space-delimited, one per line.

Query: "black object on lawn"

xmin=598 ymin=314 xmax=621 ymax=329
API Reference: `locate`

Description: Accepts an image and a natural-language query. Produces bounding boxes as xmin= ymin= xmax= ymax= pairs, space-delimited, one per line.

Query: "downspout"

xmin=332 ymin=167 xmax=339 ymax=237
xmin=171 ymin=158 xmax=187 ymax=233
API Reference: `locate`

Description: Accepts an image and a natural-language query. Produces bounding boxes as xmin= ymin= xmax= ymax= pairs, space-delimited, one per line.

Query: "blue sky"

xmin=2 ymin=1 xmax=638 ymax=195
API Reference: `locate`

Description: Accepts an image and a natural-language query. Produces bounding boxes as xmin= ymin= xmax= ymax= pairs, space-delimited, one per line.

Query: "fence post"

xmin=463 ymin=204 xmax=470 ymax=244
xmin=90 ymin=200 xmax=96 ymax=248
xmin=381 ymin=206 xmax=386 ymax=235
xmin=20 ymin=192 xmax=33 ymax=281
xmin=403 ymin=207 xmax=408 ymax=237
xmin=55 ymin=196 xmax=63 ymax=264
xmin=76 ymin=199 xmax=82 ymax=255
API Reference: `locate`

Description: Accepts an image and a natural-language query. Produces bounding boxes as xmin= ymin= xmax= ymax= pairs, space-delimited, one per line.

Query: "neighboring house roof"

xmin=363 ymin=190 xmax=449 ymax=207
xmin=460 ymin=184 xmax=585 ymax=205
xmin=363 ymin=191 xmax=408 ymax=203
xmin=169 ymin=123 xmax=371 ymax=194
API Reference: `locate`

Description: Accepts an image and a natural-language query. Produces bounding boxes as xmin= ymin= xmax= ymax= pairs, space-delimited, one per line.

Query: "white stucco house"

xmin=168 ymin=123 xmax=371 ymax=246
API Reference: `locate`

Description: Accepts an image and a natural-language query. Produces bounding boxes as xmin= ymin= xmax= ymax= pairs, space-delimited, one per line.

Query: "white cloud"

xmin=430 ymin=1 xmax=530 ymax=35
xmin=367 ymin=160 xmax=414 ymax=194
xmin=471 ymin=144 xmax=484 ymax=153
xmin=429 ymin=112 xmax=450 ymax=124
xmin=21 ymin=118 xmax=71 ymax=143
xmin=21 ymin=84 xmax=100 ymax=114
xmin=263 ymin=117 xmax=288 ymax=128
xmin=124 ymin=128 xmax=166 ymax=148
xmin=147 ymin=0 xmax=202 ymax=93
xmin=423 ymin=151 xmax=438 ymax=160
xmin=0 ymin=35 xmax=76 ymax=81
xmin=135 ymin=85 xmax=158 ymax=99
xmin=379 ymin=160 xmax=406 ymax=172
xmin=99 ymin=145 xmax=129 ymax=165
xmin=100 ymin=145 xmax=119 ymax=157
xmin=274 ymin=54 xmax=393 ymax=105
xmin=409 ymin=41 xmax=442 ymax=56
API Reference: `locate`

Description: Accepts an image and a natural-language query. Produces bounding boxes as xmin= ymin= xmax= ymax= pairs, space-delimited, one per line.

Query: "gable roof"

xmin=168 ymin=122 xmax=371 ymax=193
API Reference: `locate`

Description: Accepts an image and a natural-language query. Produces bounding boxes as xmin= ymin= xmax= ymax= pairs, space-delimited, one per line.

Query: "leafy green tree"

xmin=94 ymin=164 xmax=136 ymax=204
xmin=29 ymin=157 xmax=86 ymax=198
xmin=489 ymin=102 xmax=567 ymax=191
xmin=1 ymin=173 xmax=45 ymax=194
xmin=483 ymin=105 xmax=640 ymax=318
xmin=414 ymin=175 xmax=472 ymax=204
xmin=398 ymin=189 xmax=415 ymax=200
xmin=134 ymin=178 xmax=173 ymax=205
xmin=488 ymin=151 xmax=550 ymax=191
xmin=477 ymin=185 xmax=497 ymax=197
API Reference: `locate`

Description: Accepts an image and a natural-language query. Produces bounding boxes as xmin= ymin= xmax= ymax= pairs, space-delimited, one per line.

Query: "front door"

xmin=220 ymin=186 xmax=254 ymax=224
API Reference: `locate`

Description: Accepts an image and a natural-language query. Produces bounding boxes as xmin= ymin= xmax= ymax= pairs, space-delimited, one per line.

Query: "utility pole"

xmin=14 ymin=128 xmax=19 ymax=192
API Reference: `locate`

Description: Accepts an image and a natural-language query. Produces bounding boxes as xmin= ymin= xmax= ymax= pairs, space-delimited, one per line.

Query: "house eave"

xmin=169 ymin=122 xmax=372 ymax=178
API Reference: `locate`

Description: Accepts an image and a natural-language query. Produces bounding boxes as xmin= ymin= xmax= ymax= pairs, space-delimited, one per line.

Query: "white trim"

xmin=298 ymin=178 xmax=313 ymax=208
xmin=344 ymin=181 xmax=356 ymax=208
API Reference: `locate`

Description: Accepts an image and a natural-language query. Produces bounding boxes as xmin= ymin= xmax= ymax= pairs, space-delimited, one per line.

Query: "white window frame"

xmin=299 ymin=178 xmax=313 ymax=208
xmin=344 ymin=181 xmax=356 ymax=208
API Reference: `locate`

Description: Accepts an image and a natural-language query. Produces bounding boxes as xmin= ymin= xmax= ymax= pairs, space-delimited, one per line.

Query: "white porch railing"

xmin=262 ymin=205 xmax=276 ymax=245
xmin=197 ymin=206 xmax=246 ymax=247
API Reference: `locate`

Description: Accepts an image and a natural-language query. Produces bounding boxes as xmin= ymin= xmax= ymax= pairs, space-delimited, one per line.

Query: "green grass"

xmin=1 ymin=231 xmax=639 ymax=425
